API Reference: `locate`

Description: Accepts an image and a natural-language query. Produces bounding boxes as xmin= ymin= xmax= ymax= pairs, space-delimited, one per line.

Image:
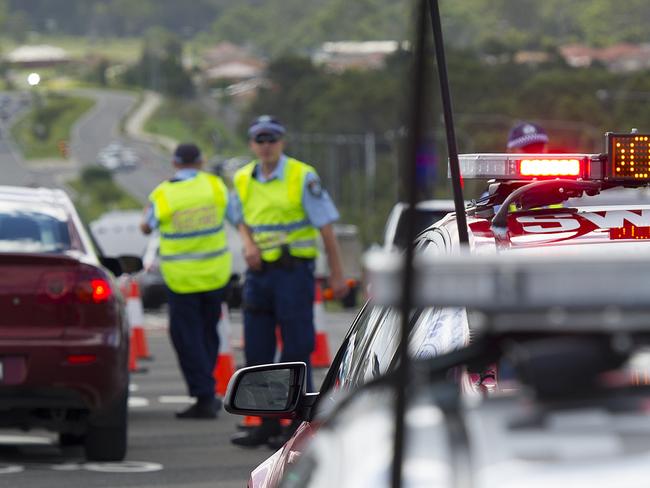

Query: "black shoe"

xmin=230 ymin=420 xmax=282 ymax=448
xmin=175 ymin=398 xmax=219 ymax=419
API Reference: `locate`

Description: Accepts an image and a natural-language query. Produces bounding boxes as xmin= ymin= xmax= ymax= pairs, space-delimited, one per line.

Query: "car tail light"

xmin=66 ymin=354 xmax=97 ymax=365
xmin=40 ymin=268 xmax=113 ymax=304
xmin=42 ymin=271 xmax=75 ymax=300
xmin=76 ymin=278 xmax=112 ymax=303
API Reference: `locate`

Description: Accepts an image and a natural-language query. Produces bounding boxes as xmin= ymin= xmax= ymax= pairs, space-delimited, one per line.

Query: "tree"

xmin=122 ymin=28 xmax=195 ymax=98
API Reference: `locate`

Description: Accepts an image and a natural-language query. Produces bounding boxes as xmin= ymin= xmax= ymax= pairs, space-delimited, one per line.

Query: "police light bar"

xmin=457 ymin=153 xmax=593 ymax=180
xmin=607 ymin=133 xmax=650 ymax=181
xmin=365 ymin=246 xmax=650 ymax=333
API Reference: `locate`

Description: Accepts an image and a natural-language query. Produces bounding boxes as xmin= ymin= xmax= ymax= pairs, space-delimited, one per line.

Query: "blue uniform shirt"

xmin=144 ymin=169 xmax=238 ymax=230
xmin=229 ymin=154 xmax=340 ymax=229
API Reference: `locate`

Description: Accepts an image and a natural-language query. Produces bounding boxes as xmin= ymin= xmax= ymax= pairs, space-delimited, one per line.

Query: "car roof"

xmin=0 ymin=185 xmax=72 ymax=207
xmin=0 ymin=185 xmax=97 ymax=259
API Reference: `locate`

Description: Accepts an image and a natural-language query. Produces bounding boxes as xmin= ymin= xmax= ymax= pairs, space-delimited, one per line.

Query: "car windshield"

xmin=0 ymin=203 xmax=73 ymax=253
xmin=393 ymin=209 xmax=450 ymax=247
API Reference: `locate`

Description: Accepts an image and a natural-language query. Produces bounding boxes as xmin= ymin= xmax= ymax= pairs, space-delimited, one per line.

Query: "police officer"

xmin=507 ymin=121 xmax=549 ymax=153
xmin=141 ymin=143 xmax=234 ymax=419
xmin=230 ymin=115 xmax=348 ymax=447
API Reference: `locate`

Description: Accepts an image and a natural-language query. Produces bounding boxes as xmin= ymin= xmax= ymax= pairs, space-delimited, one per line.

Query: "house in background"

xmin=559 ymin=43 xmax=650 ymax=72
xmin=312 ymin=41 xmax=405 ymax=72
xmin=6 ymin=45 xmax=70 ymax=68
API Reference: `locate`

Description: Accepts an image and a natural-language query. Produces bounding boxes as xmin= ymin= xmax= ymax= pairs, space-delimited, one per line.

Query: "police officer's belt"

xmin=261 ymin=256 xmax=313 ymax=271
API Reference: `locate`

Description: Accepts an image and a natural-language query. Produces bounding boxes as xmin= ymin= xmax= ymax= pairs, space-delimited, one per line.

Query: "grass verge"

xmin=68 ymin=167 xmax=141 ymax=224
xmin=144 ymin=98 xmax=246 ymax=159
xmin=11 ymin=92 xmax=94 ymax=160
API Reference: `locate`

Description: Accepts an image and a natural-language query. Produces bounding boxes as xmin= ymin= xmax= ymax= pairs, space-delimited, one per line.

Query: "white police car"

xmin=228 ymin=131 xmax=650 ymax=487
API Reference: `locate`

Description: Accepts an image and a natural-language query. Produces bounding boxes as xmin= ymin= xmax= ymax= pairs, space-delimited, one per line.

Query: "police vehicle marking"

xmin=515 ymin=210 xmax=650 ymax=237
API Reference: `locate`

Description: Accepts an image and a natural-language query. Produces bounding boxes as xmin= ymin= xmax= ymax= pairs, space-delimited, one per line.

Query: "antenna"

xmin=390 ymin=0 xmax=428 ymax=487
xmin=391 ymin=2 xmax=469 ymax=488
xmin=428 ymin=0 xmax=468 ymax=245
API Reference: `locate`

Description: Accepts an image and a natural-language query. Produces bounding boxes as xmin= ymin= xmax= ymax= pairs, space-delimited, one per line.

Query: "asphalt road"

xmin=68 ymin=89 xmax=172 ymax=204
xmin=0 ymin=307 xmax=358 ymax=488
xmin=0 ymin=88 xmax=171 ymax=201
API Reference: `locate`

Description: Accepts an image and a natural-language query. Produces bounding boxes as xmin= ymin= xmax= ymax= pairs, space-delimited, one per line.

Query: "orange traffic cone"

xmin=126 ymin=280 xmax=152 ymax=360
xmin=214 ymin=302 xmax=236 ymax=396
xmin=311 ymin=280 xmax=331 ymax=368
xmin=128 ymin=331 xmax=138 ymax=372
xmin=238 ymin=415 xmax=262 ymax=430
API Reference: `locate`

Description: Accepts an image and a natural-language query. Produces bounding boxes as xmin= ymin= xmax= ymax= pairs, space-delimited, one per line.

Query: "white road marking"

xmin=128 ymin=396 xmax=150 ymax=408
xmin=0 ymin=465 xmax=24 ymax=475
xmin=158 ymin=395 xmax=193 ymax=404
xmin=0 ymin=435 xmax=53 ymax=445
xmin=129 ymin=383 xmax=139 ymax=392
xmin=83 ymin=461 xmax=163 ymax=473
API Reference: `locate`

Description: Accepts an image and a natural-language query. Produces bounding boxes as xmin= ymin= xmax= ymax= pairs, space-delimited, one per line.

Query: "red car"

xmin=0 ymin=185 xmax=141 ymax=461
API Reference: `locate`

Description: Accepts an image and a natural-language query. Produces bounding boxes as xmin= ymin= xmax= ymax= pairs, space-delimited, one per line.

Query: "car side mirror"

xmin=100 ymin=257 xmax=122 ymax=277
xmin=225 ymin=362 xmax=317 ymax=419
xmin=118 ymin=255 xmax=144 ymax=274
xmin=100 ymin=255 xmax=143 ymax=277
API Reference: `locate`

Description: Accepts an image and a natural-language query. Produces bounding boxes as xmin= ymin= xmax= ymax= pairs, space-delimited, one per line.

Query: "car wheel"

xmin=84 ymin=389 xmax=128 ymax=461
xmin=59 ymin=433 xmax=85 ymax=446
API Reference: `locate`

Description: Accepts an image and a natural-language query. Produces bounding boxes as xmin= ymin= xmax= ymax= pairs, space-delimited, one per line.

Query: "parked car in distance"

xmin=97 ymin=141 xmax=139 ymax=172
xmin=0 ymin=185 xmax=142 ymax=461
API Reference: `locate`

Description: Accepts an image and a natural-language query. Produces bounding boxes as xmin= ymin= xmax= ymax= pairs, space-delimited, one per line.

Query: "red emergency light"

xmin=457 ymin=153 xmax=590 ymax=180
xmin=519 ymin=158 xmax=582 ymax=177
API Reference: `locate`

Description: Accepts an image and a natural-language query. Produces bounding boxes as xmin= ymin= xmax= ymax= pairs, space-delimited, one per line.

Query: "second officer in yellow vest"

xmin=230 ymin=115 xmax=348 ymax=447
xmin=141 ymin=143 xmax=234 ymax=419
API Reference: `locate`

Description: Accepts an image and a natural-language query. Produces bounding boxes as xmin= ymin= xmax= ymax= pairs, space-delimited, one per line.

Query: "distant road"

xmin=69 ymin=89 xmax=174 ymax=204
xmin=0 ymin=88 xmax=177 ymax=204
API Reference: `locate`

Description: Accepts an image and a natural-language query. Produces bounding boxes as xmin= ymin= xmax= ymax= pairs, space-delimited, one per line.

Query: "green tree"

xmin=122 ymin=28 xmax=195 ymax=98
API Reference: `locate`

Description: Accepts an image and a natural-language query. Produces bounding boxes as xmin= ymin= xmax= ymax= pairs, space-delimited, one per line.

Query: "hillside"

xmin=5 ymin=0 xmax=649 ymax=55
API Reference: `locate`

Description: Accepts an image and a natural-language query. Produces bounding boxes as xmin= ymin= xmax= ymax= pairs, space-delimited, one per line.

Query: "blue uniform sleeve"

xmin=227 ymin=190 xmax=244 ymax=227
xmin=144 ymin=204 xmax=158 ymax=230
xmin=302 ymin=172 xmax=339 ymax=228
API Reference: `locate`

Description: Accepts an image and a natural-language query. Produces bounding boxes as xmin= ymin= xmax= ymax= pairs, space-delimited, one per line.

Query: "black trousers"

xmin=167 ymin=287 xmax=226 ymax=399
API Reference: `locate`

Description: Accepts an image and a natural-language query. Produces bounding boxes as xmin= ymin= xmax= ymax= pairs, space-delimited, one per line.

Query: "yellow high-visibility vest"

xmin=150 ymin=172 xmax=231 ymax=293
xmin=234 ymin=158 xmax=319 ymax=262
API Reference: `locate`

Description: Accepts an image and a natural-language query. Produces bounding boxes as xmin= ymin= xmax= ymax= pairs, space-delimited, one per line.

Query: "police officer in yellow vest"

xmin=230 ymin=116 xmax=348 ymax=447
xmin=141 ymin=143 xmax=233 ymax=419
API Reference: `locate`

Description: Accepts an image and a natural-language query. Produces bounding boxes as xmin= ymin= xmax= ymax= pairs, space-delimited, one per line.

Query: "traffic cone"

xmin=310 ymin=280 xmax=331 ymax=368
xmin=128 ymin=331 xmax=138 ymax=372
xmin=214 ymin=302 xmax=236 ymax=396
xmin=237 ymin=415 xmax=262 ymax=430
xmin=126 ymin=279 xmax=152 ymax=360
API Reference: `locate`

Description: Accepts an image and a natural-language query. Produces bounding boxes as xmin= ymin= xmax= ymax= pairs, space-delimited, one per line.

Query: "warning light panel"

xmin=610 ymin=225 xmax=650 ymax=240
xmin=609 ymin=133 xmax=650 ymax=181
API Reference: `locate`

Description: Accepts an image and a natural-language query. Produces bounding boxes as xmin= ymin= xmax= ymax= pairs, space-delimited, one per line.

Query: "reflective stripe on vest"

xmin=234 ymin=158 xmax=319 ymax=262
xmin=159 ymin=248 xmax=229 ymax=262
xmin=150 ymin=171 xmax=231 ymax=293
